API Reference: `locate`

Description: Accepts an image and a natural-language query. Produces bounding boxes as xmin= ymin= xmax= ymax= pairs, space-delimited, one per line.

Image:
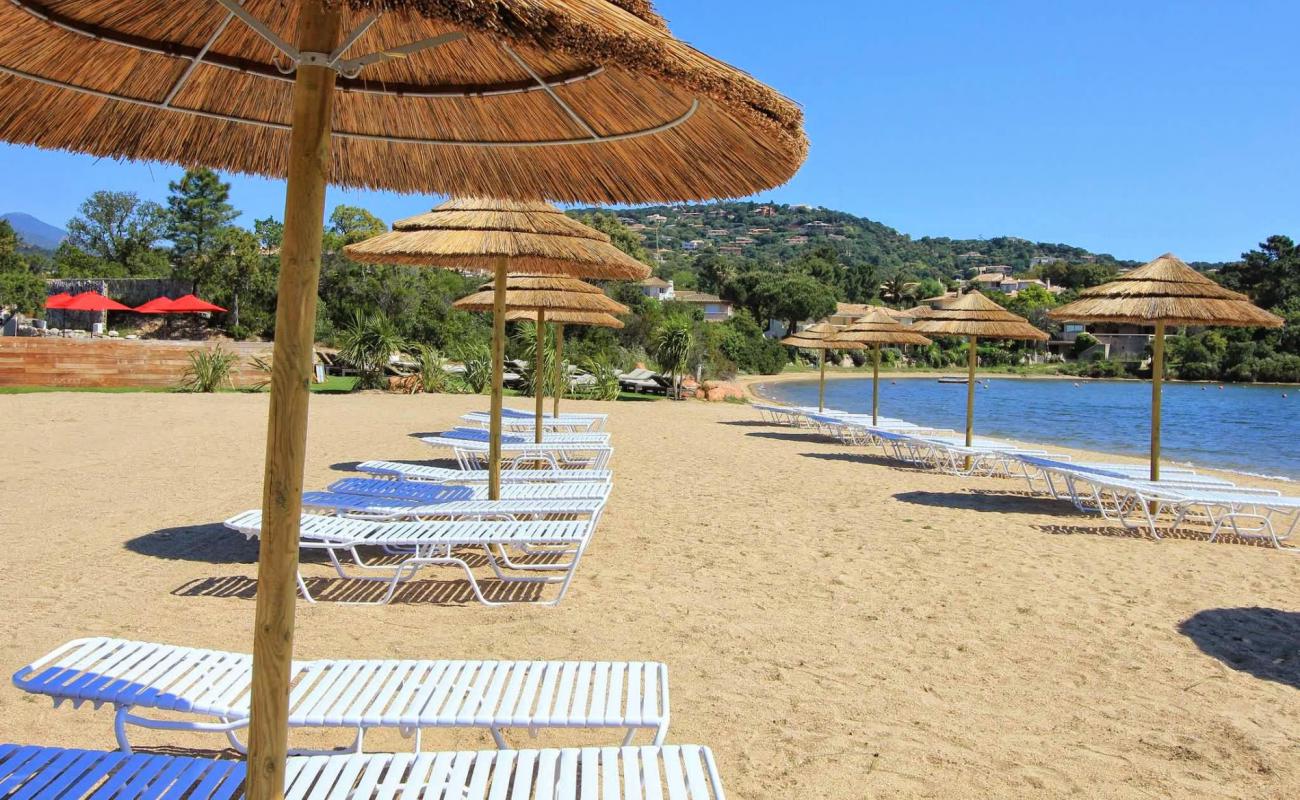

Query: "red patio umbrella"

xmin=133 ymin=296 xmax=177 ymax=314
xmin=167 ymin=294 xmax=226 ymax=313
xmin=62 ymin=291 xmax=133 ymax=312
xmin=44 ymin=292 xmax=73 ymax=309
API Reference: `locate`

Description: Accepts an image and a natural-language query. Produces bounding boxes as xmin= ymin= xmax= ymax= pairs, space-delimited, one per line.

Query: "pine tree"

xmin=166 ymin=168 xmax=238 ymax=293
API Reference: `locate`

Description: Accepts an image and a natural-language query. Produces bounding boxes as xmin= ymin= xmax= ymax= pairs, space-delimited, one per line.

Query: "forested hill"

xmin=572 ymin=201 xmax=1151 ymax=282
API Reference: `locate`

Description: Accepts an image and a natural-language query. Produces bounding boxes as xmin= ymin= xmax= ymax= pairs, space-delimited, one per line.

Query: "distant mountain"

xmin=2 ymin=212 xmax=66 ymax=251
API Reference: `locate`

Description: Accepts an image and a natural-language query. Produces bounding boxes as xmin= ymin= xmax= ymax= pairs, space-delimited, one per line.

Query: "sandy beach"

xmin=2 ymin=391 xmax=1299 ymax=799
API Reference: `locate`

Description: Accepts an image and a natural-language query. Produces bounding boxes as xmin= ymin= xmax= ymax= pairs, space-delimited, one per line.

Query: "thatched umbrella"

xmin=453 ymin=274 xmax=629 ymax=443
xmin=506 ymin=309 xmax=625 ymax=417
xmin=2 ymin=3 xmax=806 ymax=794
xmin=347 ymin=199 xmax=643 ymax=464
xmin=1049 ymin=253 xmax=1283 ymax=480
xmin=781 ymin=322 xmax=864 ymax=412
xmin=911 ymin=292 xmax=1048 ymax=448
xmin=830 ymin=309 xmax=932 ymax=424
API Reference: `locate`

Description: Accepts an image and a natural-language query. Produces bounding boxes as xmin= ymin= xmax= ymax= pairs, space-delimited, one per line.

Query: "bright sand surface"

xmin=2 ymin=391 xmax=1299 ymax=799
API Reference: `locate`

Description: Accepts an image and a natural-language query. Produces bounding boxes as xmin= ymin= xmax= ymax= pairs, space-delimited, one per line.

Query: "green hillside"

xmin=572 ymin=201 xmax=1143 ymax=292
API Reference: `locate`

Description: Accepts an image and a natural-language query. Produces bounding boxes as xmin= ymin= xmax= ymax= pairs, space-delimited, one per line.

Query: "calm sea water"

xmin=755 ymin=376 xmax=1300 ymax=480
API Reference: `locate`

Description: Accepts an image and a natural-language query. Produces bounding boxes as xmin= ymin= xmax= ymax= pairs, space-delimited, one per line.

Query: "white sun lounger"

xmin=462 ymin=409 xmax=607 ymax=433
xmin=224 ymin=511 xmax=594 ymax=606
xmin=0 ymin=743 xmax=724 ymax=800
xmin=300 ymin=492 xmax=607 ymax=525
xmin=357 ymin=460 xmax=613 ymax=485
xmin=1165 ymin=488 xmax=1300 ymax=548
xmin=329 ymin=477 xmax=613 ymax=503
xmin=421 ymin=436 xmax=614 ymax=471
xmin=13 ymin=638 xmax=671 ymax=753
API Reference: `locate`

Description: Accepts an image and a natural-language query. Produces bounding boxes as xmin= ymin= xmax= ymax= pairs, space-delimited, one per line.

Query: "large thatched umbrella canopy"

xmin=1049 ymin=253 xmax=1283 ymax=480
xmin=506 ymin=309 xmax=624 ymax=417
xmin=454 ymin=275 xmax=628 ymax=442
xmin=830 ymin=309 xmax=932 ymax=424
xmin=781 ymin=321 xmax=863 ymax=412
xmin=3 ymin=3 xmax=805 ymax=796
xmin=0 ymin=0 xmax=807 ymax=202
xmin=912 ymin=292 xmax=1048 ymax=447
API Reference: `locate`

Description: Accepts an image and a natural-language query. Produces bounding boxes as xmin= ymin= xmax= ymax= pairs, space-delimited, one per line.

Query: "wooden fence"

xmin=0 ymin=338 xmax=271 ymax=388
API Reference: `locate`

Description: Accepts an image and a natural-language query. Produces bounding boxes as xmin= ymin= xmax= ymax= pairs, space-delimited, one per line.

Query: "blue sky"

xmin=1 ymin=0 xmax=1296 ymax=262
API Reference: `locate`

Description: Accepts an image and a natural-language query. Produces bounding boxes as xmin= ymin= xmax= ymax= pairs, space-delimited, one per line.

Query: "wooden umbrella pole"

xmin=534 ymin=309 xmax=546 ymax=444
xmin=1150 ymin=320 xmax=1165 ymax=482
xmin=818 ymin=348 xmax=826 ymax=412
xmin=965 ymin=335 xmax=977 ymax=452
xmin=247 ymin=3 xmax=339 ymax=799
xmin=872 ymin=343 xmax=881 ymax=426
xmin=553 ymin=323 xmax=565 ymax=418
xmin=489 ymin=258 xmax=507 ymax=501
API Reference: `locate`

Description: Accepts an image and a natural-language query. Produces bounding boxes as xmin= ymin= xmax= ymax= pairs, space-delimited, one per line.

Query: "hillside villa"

xmin=638 ymin=278 xmax=735 ymax=322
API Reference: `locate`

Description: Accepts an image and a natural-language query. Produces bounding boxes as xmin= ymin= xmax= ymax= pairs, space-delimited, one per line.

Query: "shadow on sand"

xmin=329 ymin=458 xmax=459 ymax=474
xmin=1179 ymin=607 xmax=1300 ymax=689
xmin=716 ymin=419 xmax=779 ymax=428
xmin=125 ymin=523 xmax=259 ymax=565
xmin=744 ymin=430 xmax=834 ymax=444
xmin=800 ymin=451 xmax=931 ymax=472
xmin=173 ymin=575 xmax=544 ymax=606
xmin=895 ymin=490 xmax=1083 ymax=517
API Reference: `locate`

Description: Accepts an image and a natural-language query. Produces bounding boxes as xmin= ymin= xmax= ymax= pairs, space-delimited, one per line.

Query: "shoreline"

xmin=739 ymin=372 xmax=1297 ymax=486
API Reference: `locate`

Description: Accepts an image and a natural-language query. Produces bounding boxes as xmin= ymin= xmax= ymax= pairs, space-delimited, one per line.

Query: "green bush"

xmin=178 ymin=347 xmax=238 ymax=392
xmin=1071 ymin=332 xmax=1099 ymax=358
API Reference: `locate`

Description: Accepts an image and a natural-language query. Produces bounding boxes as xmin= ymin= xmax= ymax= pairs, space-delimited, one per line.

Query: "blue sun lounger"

xmin=0 ymin=743 xmax=725 ymax=800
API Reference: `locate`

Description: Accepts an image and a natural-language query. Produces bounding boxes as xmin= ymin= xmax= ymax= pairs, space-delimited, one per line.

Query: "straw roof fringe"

xmin=453 ymin=275 xmax=629 ymax=313
xmin=343 ymin=198 xmax=651 ymax=279
xmin=0 ymin=0 xmax=807 ymax=202
xmin=780 ymin=321 xmax=866 ymax=350
xmin=505 ymin=309 xmax=624 ymax=328
xmin=1049 ymin=253 xmax=1284 ymax=328
xmin=910 ymin=291 xmax=1048 ymax=341
xmin=831 ymin=309 xmax=932 ymax=347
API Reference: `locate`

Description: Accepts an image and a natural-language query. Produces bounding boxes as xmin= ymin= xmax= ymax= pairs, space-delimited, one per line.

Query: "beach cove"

xmin=2 ymin=391 xmax=1298 ymax=799
xmin=751 ymin=375 xmax=1300 ymax=480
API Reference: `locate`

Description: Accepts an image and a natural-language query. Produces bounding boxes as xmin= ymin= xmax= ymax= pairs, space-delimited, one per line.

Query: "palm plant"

xmin=652 ymin=316 xmax=694 ymax=400
xmin=509 ymin=321 xmax=558 ymax=398
xmin=454 ymin=342 xmax=492 ymax=394
xmin=581 ymin=357 xmax=622 ymax=401
xmin=248 ymin=353 xmax=273 ymax=392
xmin=413 ymin=345 xmax=448 ymax=394
xmin=178 ymin=346 xmax=238 ymax=393
xmin=336 ymin=309 xmax=405 ymax=390
xmin=882 ymin=274 xmax=916 ymax=306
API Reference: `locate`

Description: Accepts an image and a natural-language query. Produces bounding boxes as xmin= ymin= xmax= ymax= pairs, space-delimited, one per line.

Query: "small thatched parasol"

xmin=3 ymin=4 xmax=806 ymax=793
xmin=348 ymin=199 xmax=645 ymax=481
xmin=506 ymin=309 xmax=624 ymax=417
xmin=344 ymin=199 xmax=656 ymax=278
xmin=781 ymin=321 xmax=864 ymax=412
xmin=455 ymin=275 xmax=629 ymax=444
xmin=830 ymin=309 xmax=932 ymax=425
xmin=1050 ymin=253 xmax=1283 ymax=480
xmin=912 ymin=292 xmax=1048 ymax=448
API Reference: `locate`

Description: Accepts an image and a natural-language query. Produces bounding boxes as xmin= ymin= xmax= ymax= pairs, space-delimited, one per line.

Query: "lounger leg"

xmin=113 ymin=705 xmax=134 ymax=753
xmin=491 ymin=727 xmax=508 ymax=748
